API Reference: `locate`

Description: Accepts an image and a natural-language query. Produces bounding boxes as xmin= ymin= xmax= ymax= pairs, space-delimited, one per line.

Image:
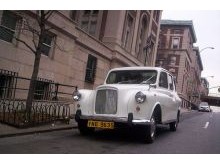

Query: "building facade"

xmin=156 ymin=20 xmax=203 ymax=109
xmin=0 ymin=10 xmax=162 ymax=101
xmin=200 ymin=77 xmax=209 ymax=96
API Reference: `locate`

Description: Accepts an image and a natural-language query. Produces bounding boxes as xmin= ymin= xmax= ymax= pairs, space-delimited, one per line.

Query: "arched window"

xmin=122 ymin=12 xmax=134 ymax=51
xmin=78 ymin=10 xmax=102 ymax=37
xmin=136 ymin=14 xmax=148 ymax=60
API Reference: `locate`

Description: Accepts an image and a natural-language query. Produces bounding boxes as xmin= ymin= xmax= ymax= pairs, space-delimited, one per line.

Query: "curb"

xmin=0 ymin=125 xmax=78 ymax=138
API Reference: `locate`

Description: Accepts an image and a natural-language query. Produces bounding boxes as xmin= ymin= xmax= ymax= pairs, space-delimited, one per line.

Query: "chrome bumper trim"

xmin=79 ymin=115 xmax=151 ymax=125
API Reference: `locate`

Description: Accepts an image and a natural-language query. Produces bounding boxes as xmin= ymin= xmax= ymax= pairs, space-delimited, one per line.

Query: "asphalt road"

xmin=0 ymin=107 xmax=220 ymax=154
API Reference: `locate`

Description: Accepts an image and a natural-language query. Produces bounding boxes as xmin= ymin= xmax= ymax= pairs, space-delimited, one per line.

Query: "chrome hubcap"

xmin=150 ymin=117 xmax=156 ymax=138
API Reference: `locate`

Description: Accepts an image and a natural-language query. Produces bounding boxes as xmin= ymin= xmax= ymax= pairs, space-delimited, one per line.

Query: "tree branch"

xmin=45 ymin=10 xmax=54 ymax=20
xmin=14 ymin=37 xmax=36 ymax=54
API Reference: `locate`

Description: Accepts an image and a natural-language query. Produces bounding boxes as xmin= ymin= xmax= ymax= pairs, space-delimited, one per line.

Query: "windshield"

xmin=106 ymin=70 xmax=157 ymax=84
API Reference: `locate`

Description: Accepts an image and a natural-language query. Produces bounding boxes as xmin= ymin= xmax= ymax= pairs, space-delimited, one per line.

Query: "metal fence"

xmin=0 ymin=69 xmax=77 ymax=128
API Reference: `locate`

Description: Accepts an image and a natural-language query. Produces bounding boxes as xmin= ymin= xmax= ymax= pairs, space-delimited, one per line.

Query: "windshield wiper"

xmin=140 ymin=75 xmax=156 ymax=84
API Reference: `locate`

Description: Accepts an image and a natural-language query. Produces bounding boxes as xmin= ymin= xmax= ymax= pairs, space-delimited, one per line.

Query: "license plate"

xmin=87 ymin=120 xmax=114 ymax=129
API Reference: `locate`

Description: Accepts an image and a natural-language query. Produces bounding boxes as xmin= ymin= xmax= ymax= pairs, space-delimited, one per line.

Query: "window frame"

xmin=85 ymin=54 xmax=97 ymax=83
xmin=0 ymin=69 xmax=18 ymax=99
xmin=171 ymin=37 xmax=180 ymax=49
xmin=136 ymin=14 xmax=148 ymax=57
xmin=79 ymin=10 xmax=102 ymax=37
xmin=41 ymin=32 xmax=56 ymax=57
xmin=0 ymin=10 xmax=21 ymax=43
xmin=34 ymin=78 xmax=54 ymax=100
xmin=122 ymin=11 xmax=135 ymax=51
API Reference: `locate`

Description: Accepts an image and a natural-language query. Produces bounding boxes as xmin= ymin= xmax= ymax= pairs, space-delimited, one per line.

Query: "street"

xmin=0 ymin=107 xmax=220 ymax=154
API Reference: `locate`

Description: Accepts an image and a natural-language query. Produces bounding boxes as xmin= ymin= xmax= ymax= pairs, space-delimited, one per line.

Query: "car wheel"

xmin=169 ymin=111 xmax=179 ymax=132
xmin=143 ymin=115 xmax=156 ymax=143
xmin=169 ymin=121 xmax=177 ymax=131
xmin=78 ymin=120 xmax=94 ymax=135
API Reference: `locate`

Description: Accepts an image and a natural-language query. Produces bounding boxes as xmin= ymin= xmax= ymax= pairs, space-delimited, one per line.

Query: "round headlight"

xmin=135 ymin=91 xmax=146 ymax=103
xmin=73 ymin=90 xmax=81 ymax=101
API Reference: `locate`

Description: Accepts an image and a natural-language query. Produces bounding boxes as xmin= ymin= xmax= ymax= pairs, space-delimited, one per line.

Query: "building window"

xmin=171 ymin=37 xmax=180 ymax=49
xmin=85 ymin=55 xmax=97 ymax=83
xmin=136 ymin=15 xmax=148 ymax=57
xmin=41 ymin=33 xmax=55 ymax=56
xmin=0 ymin=11 xmax=20 ymax=43
xmin=34 ymin=78 xmax=53 ymax=100
xmin=0 ymin=75 xmax=13 ymax=98
xmin=122 ymin=12 xmax=134 ymax=51
xmin=80 ymin=10 xmax=99 ymax=37
xmin=0 ymin=69 xmax=17 ymax=99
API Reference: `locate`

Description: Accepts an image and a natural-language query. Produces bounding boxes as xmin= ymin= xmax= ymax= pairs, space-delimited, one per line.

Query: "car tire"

xmin=169 ymin=121 xmax=177 ymax=131
xmin=78 ymin=120 xmax=94 ymax=135
xmin=169 ymin=111 xmax=180 ymax=132
xmin=142 ymin=115 xmax=156 ymax=143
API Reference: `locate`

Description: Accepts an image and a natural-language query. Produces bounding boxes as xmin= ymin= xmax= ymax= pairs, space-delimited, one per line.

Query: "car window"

xmin=168 ymin=74 xmax=174 ymax=90
xmin=159 ymin=72 xmax=168 ymax=89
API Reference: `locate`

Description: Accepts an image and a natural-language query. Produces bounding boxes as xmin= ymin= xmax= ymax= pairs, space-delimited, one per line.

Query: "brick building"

xmin=156 ymin=20 xmax=203 ymax=109
xmin=0 ymin=10 xmax=161 ymax=102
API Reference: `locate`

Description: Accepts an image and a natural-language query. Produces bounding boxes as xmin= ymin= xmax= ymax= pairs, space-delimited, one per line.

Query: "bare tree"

xmin=14 ymin=10 xmax=54 ymax=121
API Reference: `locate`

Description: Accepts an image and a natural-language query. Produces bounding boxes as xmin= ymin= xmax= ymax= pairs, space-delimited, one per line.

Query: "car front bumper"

xmin=75 ymin=109 xmax=151 ymax=126
xmin=199 ymin=108 xmax=210 ymax=112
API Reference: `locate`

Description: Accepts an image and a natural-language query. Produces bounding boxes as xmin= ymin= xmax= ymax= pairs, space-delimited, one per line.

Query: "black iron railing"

xmin=0 ymin=99 xmax=71 ymax=127
xmin=0 ymin=69 xmax=77 ymax=128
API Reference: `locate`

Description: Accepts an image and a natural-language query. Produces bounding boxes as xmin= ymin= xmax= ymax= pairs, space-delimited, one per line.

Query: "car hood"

xmin=96 ymin=84 xmax=151 ymax=91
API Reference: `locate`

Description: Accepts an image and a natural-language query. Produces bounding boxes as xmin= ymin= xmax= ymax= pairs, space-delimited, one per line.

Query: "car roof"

xmin=109 ymin=67 xmax=172 ymax=75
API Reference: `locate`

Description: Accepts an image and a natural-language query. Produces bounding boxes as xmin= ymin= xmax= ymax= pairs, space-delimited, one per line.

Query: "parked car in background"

xmin=198 ymin=102 xmax=211 ymax=112
xmin=73 ymin=67 xmax=181 ymax=143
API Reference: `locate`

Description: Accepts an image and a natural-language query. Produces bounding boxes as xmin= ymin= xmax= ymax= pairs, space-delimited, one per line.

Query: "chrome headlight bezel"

xmin=73 ymin=90 xmax=81 ymax=101
xmin=135 ymin=91 xmax=146 ymax=104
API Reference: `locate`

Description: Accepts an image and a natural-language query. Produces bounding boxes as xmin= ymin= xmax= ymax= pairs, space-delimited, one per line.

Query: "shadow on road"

xmin=77 ymin=125 xmax=172 ymax=144
xmin=74 ymin=111 xmax=205 ymax=144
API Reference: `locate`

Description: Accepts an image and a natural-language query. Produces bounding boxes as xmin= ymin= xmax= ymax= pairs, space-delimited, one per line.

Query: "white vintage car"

xmin=73 ymin=67 xmax=181 ymax=143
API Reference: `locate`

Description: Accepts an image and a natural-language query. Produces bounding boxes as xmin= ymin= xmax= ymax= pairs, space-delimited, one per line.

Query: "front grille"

xmin=95 ymin=89 xmax=117 ymax=114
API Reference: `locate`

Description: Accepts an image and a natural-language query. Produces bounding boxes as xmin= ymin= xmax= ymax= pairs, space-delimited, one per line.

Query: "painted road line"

xmin=203 ymin=122 xmax=209 ymax=129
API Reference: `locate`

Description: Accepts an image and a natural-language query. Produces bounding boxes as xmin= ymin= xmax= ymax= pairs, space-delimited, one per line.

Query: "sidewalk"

xmin=0 ymin=108 xmax=191 ymax=138
xmin=0 ymin=119 xmax=78 ymax=138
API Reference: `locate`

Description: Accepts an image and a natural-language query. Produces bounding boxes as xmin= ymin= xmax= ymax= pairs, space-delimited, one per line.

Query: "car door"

xmin=157 ymin=71 xmax=174 ymax=122
xmin=167 ymin=73 xmax=179 ymax=120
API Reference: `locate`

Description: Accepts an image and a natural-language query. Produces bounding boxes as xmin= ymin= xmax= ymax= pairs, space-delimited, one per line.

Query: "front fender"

xmin=76 ymin=89 xmax=96 ymax=115
xmin=127 ymin=90 xmax=158 ymax=120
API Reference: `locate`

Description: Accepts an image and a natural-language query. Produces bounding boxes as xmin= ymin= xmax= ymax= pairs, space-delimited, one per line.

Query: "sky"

xmin=162 ymin=10 xmax=220 ymax=96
